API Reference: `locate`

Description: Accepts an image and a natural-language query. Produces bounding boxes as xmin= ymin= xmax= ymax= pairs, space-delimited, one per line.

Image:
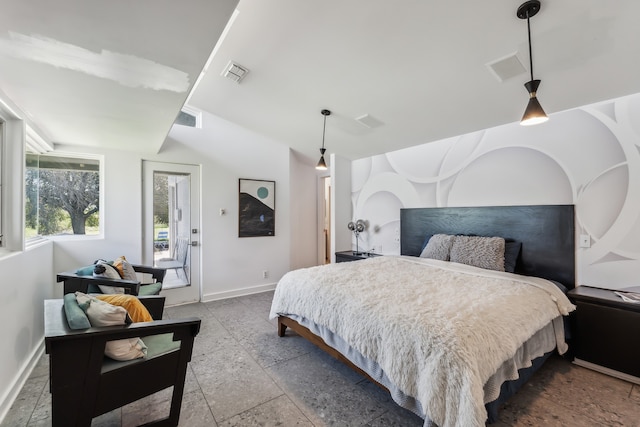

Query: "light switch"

xmin=579 ymin=234 xmax=590 ymax=248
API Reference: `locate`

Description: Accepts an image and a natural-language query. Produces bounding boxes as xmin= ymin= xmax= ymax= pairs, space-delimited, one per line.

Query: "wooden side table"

xmin=567 ymin=285 xmax=640 ymax=384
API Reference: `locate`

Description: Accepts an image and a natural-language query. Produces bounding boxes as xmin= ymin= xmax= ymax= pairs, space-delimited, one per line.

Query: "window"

xmin=25 ymin=154 xmax=101 ymax=238
xmin=174 ymin=110 xmax=197 ymax=127
xmin=174 ymin=106 xmax=202 ymax=128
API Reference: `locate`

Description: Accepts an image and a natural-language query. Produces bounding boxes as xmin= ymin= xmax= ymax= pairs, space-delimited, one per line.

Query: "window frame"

xmin=0 ymin=101 xmax=26 ymax=252
xmin=25 ymin=151 xmax=104 ymax=242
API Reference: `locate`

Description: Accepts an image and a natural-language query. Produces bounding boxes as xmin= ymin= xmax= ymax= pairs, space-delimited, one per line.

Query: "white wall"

xmin=351 ymin=92 xmax=640 ymax=291
xmin=52 ymin=110 xmax=318 ymax=301
xmin=0 ymin=242 xmax=53 ymax=421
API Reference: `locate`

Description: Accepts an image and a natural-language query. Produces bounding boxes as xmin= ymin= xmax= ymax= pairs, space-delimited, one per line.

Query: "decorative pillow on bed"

xmin=420 ymin=234 xmax=433 ymax=252
xmin=504 ymin=240 xmax=522 ymax=273
xmin=419 ymin=234 xmax=455 ymax=261
xmin=449 ymin=235 xmax=506 ymax=271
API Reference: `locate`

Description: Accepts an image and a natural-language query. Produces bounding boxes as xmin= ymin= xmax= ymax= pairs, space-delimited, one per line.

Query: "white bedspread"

xmin=269 ymin=256 xmax=575 ymax=427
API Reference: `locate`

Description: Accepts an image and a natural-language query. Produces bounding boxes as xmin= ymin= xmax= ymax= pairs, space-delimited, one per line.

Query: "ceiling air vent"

xmin=486 ymin=53 xmax=526 ymax=82
xmin=222 ymin=61 xmax=249 ymax=83
xmin=355 ymin=113 xmax=384 ymax=129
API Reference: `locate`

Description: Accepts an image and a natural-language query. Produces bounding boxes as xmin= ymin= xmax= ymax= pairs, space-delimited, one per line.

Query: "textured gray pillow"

xmin=419 ymin=234 xmax=455 ymax=261
xmin=449 ymin=235 xmax=506 ymax=271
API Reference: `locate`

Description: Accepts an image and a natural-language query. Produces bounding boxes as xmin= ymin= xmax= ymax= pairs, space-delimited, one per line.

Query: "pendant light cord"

xmin=321 ymin=114 xmax=327 ymax=150
xmin=527 ymin=11 xmax=534 ymax=82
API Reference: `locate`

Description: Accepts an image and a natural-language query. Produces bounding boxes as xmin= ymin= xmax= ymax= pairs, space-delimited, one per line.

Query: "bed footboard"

xmin=277 ymin=316 xmax=387 ymax=390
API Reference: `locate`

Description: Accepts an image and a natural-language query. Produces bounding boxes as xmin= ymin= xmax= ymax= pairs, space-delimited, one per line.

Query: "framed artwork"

xmin=238 ymin=179 xmax=275 ymax=237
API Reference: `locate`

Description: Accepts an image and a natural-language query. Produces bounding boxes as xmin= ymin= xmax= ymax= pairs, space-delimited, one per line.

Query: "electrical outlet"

xmin=262 ymin=270 xmax=269 ymax=279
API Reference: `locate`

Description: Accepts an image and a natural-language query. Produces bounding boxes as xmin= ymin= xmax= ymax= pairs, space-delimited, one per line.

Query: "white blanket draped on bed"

xmin=269 ymin=256 xmax=575 ymax=427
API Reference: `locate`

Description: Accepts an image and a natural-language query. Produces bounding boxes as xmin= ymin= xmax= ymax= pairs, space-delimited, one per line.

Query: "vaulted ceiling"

xmin=3 ymin=1 xmax=640 ymax=163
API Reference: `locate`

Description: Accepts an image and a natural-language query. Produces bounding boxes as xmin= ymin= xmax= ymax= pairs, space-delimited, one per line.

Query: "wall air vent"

xmin=222 ymin=61 xmax=249 ymax=83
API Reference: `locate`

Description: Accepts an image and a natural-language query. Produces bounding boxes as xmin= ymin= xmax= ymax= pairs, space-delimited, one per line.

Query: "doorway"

xmin=319 ymin=176 xmax=331 ymax=264
xmin=143 ymin=161 xmax=200 ymax=305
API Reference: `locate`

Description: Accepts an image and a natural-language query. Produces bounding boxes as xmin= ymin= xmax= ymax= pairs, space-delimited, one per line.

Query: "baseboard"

xmin=573 ymin=358 xmax=640 ymax=385
xmin=0 ymin=341 xmax=45 ymax=424
xmin=202 ymin=283 xmax=277 ymax=302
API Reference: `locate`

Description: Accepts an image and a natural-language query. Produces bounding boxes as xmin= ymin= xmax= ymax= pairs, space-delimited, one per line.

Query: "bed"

xmin=270 ymin=205 xmax=576 ymax=427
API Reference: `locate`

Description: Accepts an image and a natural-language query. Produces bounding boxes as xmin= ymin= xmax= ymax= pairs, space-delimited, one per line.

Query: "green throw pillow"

xmin=75 ymin=265 xmax=95 ymax=276
xmin=63 ymin=293 xmax=91 ymax=329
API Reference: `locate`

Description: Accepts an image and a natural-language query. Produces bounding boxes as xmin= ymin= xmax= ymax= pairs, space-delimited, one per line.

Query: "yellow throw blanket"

xmin=96 ymin=294 xmax=153 ymax=322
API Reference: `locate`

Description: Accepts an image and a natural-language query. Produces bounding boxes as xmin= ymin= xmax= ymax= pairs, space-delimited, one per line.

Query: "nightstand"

xmin=567 ymin=286 xmax=640 ymax=384
xmin=335 ymin=251 xmax=382 ymax=263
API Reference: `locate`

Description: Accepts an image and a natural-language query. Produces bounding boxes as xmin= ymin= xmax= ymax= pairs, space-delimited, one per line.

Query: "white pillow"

xmin=75 ymin=292 xmax=147 ymax=361
xmin=104 ymin=337 xmax=147 ymax=361
xmin=93 ymin=261 xmax=125 ymax=294
xmin=75 ymin=292 xmax=129 ymax=326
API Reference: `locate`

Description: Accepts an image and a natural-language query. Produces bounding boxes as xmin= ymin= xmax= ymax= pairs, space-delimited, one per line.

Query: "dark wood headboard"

xmin=400 ymin=205 xmax=575 ymax=289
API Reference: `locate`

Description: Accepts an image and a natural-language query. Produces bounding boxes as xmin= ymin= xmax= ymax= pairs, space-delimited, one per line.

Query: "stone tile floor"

xmin=3 ymin=291 xmax=639 ymax=426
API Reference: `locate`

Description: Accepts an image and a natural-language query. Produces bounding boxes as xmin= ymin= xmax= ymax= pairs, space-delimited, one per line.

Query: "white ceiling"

xmin=3 ymin=1 xmax=640 ymax=163
xmin=0 ymin=0 xmax=239 ymax=152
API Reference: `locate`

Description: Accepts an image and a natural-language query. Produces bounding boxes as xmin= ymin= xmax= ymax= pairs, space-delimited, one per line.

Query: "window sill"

xmin=26 ymin=237 xmax=52 ymax=250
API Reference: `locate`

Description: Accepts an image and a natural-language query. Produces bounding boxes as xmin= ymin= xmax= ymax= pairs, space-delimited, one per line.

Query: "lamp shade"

xmin=520 ymin=79 xmax=548 ymax=126
xmin=316 ymin=156 xmax=327 ymax=170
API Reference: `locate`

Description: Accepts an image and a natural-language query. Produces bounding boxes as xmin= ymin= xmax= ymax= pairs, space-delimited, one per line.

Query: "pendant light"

xmin=316 ymin=109 xmax=331 ymax=170
xmin=517 ymin=0 xmax=548 ymax=126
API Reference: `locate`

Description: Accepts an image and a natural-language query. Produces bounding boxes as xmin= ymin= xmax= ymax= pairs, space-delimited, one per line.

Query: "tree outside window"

xmin=25 ymin=154 xmax=100 ymax=237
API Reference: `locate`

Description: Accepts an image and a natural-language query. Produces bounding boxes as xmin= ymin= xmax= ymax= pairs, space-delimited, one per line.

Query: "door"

xmin=143 ymin=161 xmax=200 ymax=305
